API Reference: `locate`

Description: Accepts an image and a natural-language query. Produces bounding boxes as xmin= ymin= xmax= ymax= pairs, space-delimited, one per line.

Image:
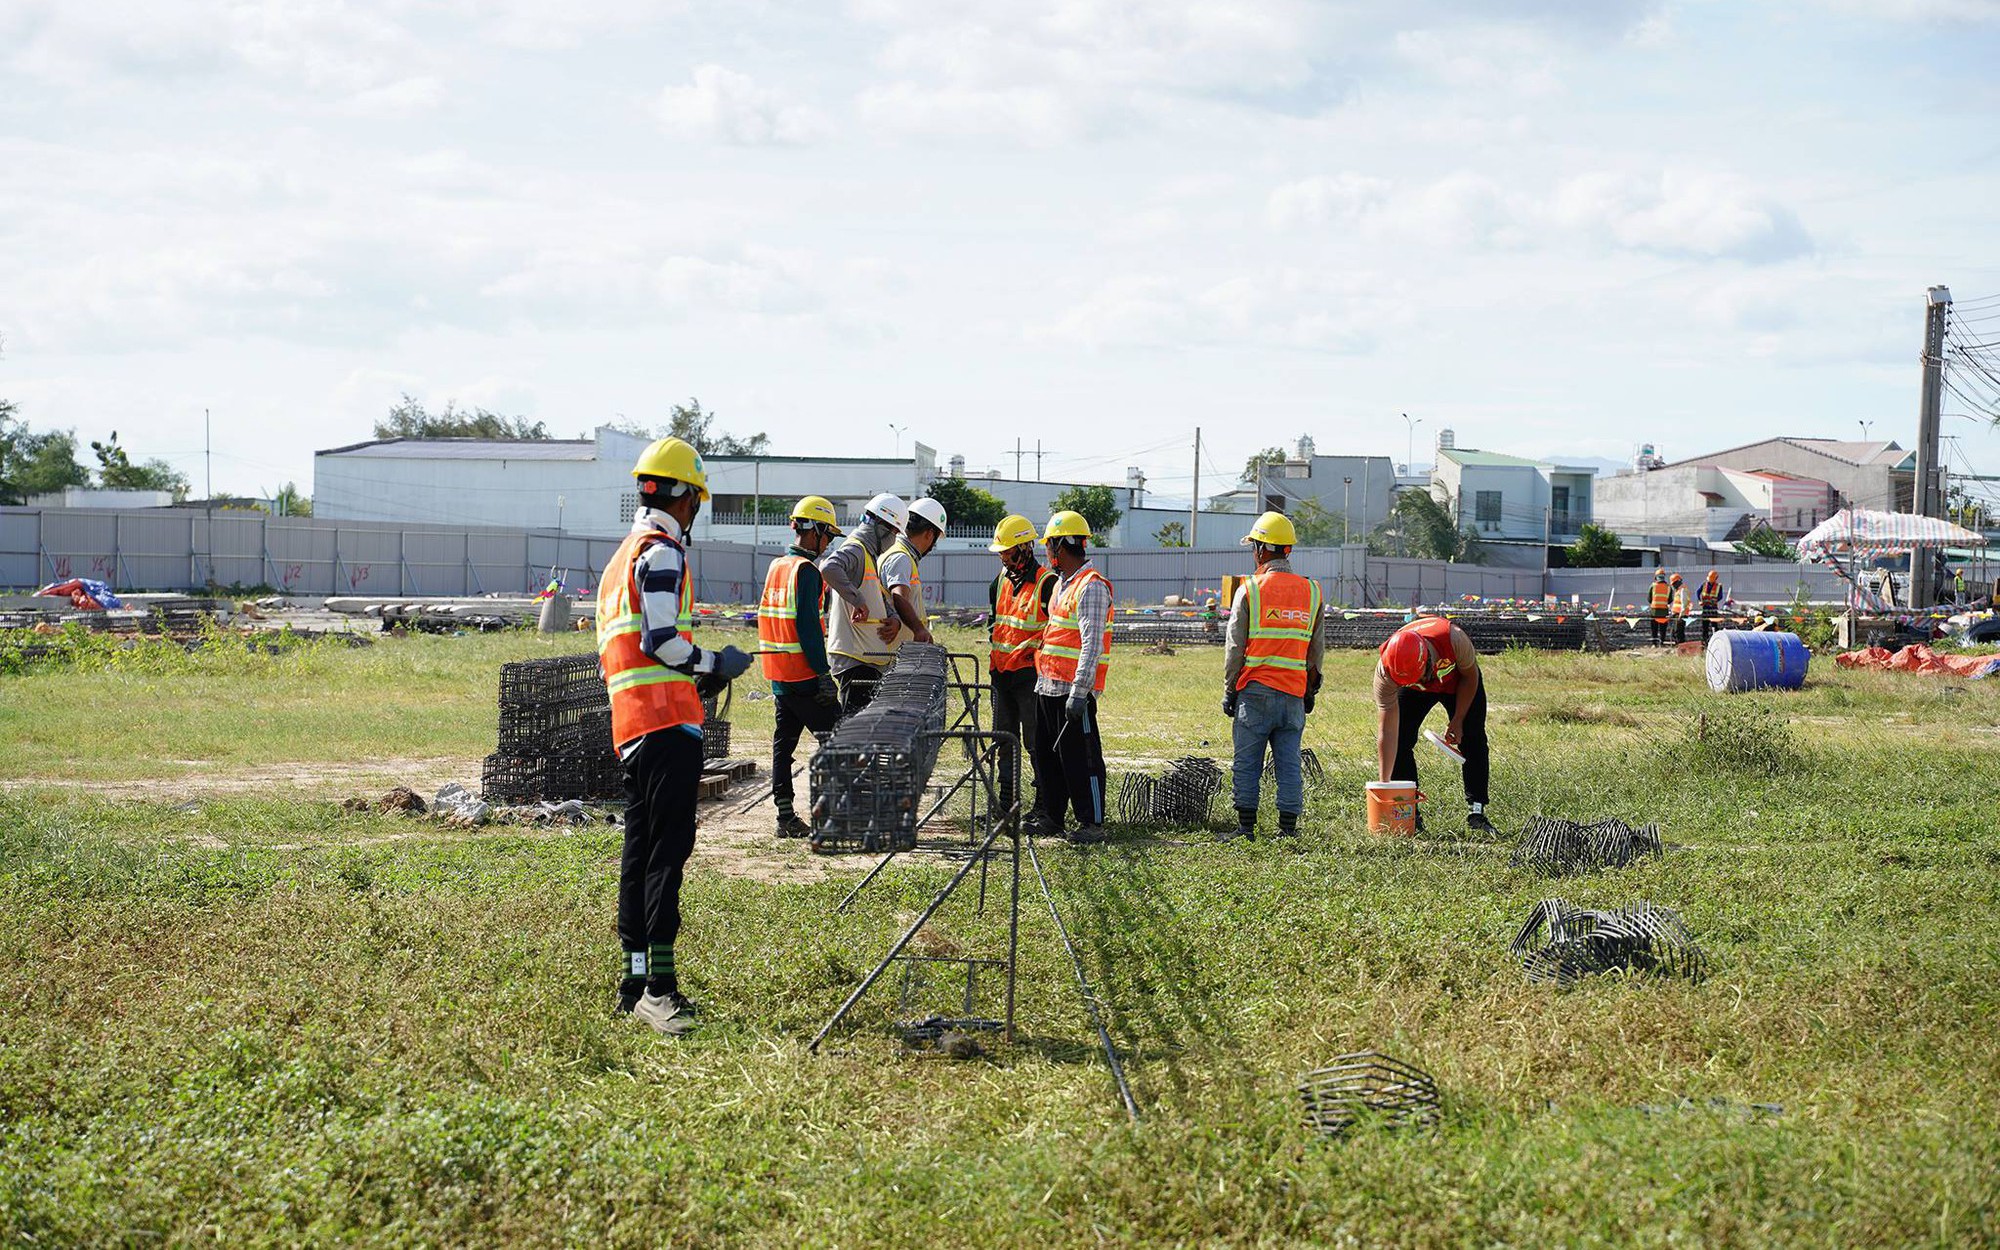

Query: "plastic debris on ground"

xmin=1833 ymin=643 xmax=2000 ymax=678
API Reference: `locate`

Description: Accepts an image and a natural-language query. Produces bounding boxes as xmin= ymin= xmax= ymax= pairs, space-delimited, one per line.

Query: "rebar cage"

xmin=1509 ymin=897 xmax=1709 ymax=987
xmin=1299 ymin=1052 xmax=1443 ymax=1138
xmin=1511 ymin=816 xmax=1664 ymax=877
xmin=485 ymin=653 xmax=621 ymax=803
xmin=808 ymin=644 xmax=952 ymax=854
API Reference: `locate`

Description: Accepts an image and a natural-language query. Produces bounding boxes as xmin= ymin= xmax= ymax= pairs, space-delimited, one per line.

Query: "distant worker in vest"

xmin=1649 ymin=570 xmax=1672 ymax=646
xmin=1952 ymin=565 xmax=1967 ymax=606
xmin=1697 ymin=569 xmax=1723 ymax=643
xmin=1221 ymin=512 xmax=1324 ymax=841
xmin=821 ymin=493 xmax=909 ymax=714
xmin=987 ymin=514 xmax=1057 ymax=821
xmin=1669 ymin=573 xmax=1689 ymax=644
xmin=756 ymin=495 xmax=844 ymax=839
xmin=599 ymin=437 xmax=755 ymax=1038
xmin=1375 ymin=615 xmax=1495 ymax=836
xmin=881 ymin=497 xmax=947 ymax=652
xmin=1030 ymin=510 xmax=1114 ymax=843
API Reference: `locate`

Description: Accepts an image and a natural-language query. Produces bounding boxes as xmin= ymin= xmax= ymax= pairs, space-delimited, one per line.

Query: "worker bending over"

xmin=1029 ymin=510 xmax=1113 ymax=843
xmin=820 ymin=493 xmax=909 ymax=713
xmin=1375 ymin=616 xmax=1495 ymax=836
xmin=1649 ymin=570 xmax=1672 ymax=646
xmin=1222 ymin=512 xmax=1324 ymax=840
xmin=1697 ymin=570 xmax=1723 ymax=644
xmin=987 ymin=515 xmax=1055 ymax=821
xmin=756 ymin=495 xmax=844 ymax=838
xmin=881 ymin=497 xmax=947 ymax=650
xmin=599 ymin=438 xmax=754 ymax=1037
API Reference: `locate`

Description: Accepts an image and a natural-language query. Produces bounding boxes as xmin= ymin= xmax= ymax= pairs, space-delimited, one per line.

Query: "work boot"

xmin=632 ymin=990 xmax=697 ymax=1037
xmin=615 ymin=978 xmax=645 ymax=1016
xmin=1227 ymin=807 xmax=1257 ymax=842
xmin=1276 ymin=811 xmax=1299 ymax=837
xmin=1069 ymin=824 xmax=1108 ymax=844
xmin=1022 ymin=810 xmax=1058 ymax=838
xmin=775 ymin=813 xmax=811 ymax=838
xmin=1466 ymin=810 xmax=1497 ymax=836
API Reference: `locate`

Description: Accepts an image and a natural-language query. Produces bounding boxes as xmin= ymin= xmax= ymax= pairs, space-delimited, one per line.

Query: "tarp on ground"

xmin=33 ymin=578 xmax=123 ymax=610
xmin=1833 ymin=643 xmax=2000 ymax=678
xmin=1796 ymin=508 xmax=1987 ymax=561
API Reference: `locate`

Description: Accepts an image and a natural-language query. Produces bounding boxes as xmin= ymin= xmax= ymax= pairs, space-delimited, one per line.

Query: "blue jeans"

xmin=1232 ymin=681 xmax=1306 ymax=815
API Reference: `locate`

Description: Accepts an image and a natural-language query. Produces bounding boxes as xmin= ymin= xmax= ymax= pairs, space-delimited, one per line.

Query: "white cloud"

xmin=654 ymin=65 xmax=830 ymax=145
xmin=1038 ymin=269 xmax=1401 ymax=352
xmin=856 ymin=81 xmax=1081 ymax=145
xmin=1810 ymin=0 xmax=2000 ymax=20
xmin=1266 ymin=173 xmax=1392 ymax=229
xmin=1393 ymin=26 xmax=1562 ymax=96
xmin=1549 ymin=170 xmax=1813 ymax=262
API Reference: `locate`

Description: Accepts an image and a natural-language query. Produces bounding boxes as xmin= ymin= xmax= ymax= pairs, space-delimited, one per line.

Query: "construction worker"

xmin=1952 ymin=565 xmax=1967 ymax=606
xmin=1029 ymin=510 xmax=1113 ymax=843
xmin=1375 ymin=616 xmax=1495 ymax=836
xmin=1697 ymin=570 xmax=1723 ymax=644
xmin=1649 ymin=570 xmax=1672 ymax=646
xmin=987 ymin=514 xmax=1055 ymax=820
xmin=821 ymin=493 xmax=909 ymax=714
xmin=599 ymin=437 xmax=754 ymax=1037
xmin=1222 ymin=512 xmax=1324 ymax=841
xmin=1669 ymin=573 xmax=1689 ymax=644
xmin=881 ymin=497 xmax=947 ymax=649
xmin=757 ymin=496 xmax=844 ymax=838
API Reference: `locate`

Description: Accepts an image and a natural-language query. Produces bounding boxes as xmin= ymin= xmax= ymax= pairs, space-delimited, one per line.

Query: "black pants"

xmin=989 ymin=668 xmax=1041 ymax=815
xmin=835 ymin=663 xmax=885 ymax=714
xmin=1034 ymin=693 xmax=1107 ymax=828
xmin=618 ymin=728 xmax=702 ymax=996
xmin=1699 ymin=609 xmax=1717 ymax=644
xmin=1650 ymin=615 xmax=1668 ymax=645
xmin=1391 ymin=684 xmax=1489 ymax=807
xmin=772 ymin=683 xmax=842 ymax=817
xmin=1673 ymin=615 xmax=1687 ymax=644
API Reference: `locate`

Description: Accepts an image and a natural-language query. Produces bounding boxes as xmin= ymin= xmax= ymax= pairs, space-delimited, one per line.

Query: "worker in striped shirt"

xmin=1029 ymin=510 xmax=1113 ymax=844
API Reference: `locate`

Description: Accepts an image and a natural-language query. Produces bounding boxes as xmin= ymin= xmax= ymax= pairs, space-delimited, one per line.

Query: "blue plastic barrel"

xmin=1704 ymin=629 xmax=1809 ymax=692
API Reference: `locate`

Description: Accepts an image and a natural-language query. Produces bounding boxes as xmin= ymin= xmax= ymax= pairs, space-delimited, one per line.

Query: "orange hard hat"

xmin=1670 ymin=573 xmax=1683 ymax=584
xmin=1381 ymin=629 xmax=1431 ymax=687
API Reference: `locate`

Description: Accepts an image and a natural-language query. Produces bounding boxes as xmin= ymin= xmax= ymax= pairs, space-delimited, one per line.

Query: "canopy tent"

xmin=1796 ymin=508 xmax=1985 ymax=561
xmin=1796 ymin=508 xmax=1986 ymax=614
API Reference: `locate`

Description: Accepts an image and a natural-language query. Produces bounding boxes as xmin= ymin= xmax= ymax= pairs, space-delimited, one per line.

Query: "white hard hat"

xmin=864 ymin=492 xmax=908 ymax=531
xmin=907 ymin=497 xmax=948 ymax=533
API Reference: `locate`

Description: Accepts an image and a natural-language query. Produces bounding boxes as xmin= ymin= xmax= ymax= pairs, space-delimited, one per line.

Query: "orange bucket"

xmin=1365 ymin=781 xmax=1422 ymax=835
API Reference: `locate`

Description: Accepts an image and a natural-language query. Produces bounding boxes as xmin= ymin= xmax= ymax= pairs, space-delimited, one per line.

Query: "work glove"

xmin=1065 ymin=692 xmax=1089 ymax=725
xmin=713 ymin=645 xmax=754 ymax=682
xmin=816 ymin=673 xmax=839 ymax=705
xmin=1303 ymin=671 xmax=1321 ymax=715
xmin=1221 ymin=688 xmax=1238 ymax=718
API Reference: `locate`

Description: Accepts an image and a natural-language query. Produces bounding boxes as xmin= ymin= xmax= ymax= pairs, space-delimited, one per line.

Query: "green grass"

xmin=3 ymin=627 xmax=1998 ymax=1245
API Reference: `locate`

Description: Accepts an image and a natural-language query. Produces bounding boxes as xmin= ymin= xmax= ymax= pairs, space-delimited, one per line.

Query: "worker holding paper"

xmin=1374 ymin=616 xmax=1494 ymax=835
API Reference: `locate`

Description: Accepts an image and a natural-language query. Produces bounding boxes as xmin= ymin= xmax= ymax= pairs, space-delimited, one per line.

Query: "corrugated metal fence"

xmin=2 ymin=506 xmax=1847 ymax=607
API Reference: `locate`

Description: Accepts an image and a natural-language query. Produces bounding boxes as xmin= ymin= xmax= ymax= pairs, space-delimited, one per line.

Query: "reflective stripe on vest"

xmin=1651 ymin=582 xmax=1672 ymax=616
xmin=1037 ymin=568 xmax=1112 ymax=693
xmin=1699 ymin=584 xmax=1721 ymax=608
xmin=824 ymin=540 xmax=898 ymax=665
xmin=1237 ymin=570 xmax=1320 ymax=696
xmin=890 ymin=538 xmax=926 ymax=625
xmin=596 ymin=528 xmax=702 ymax=750
xmin=1381 ymin=615 xmax=1458 ymax=694
xmin=991 ymin=566 xmax=1052 ymax=673
xmin=757 ymin=554 xmax=823 ymax=683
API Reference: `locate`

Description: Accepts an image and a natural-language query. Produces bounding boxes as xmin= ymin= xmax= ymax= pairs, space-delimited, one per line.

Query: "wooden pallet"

xmin=695 ymin=758 xmax=761 ymax=802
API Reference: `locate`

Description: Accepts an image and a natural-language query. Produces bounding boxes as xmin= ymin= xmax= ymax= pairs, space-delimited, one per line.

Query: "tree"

xmin=923 ymin=475 xmax=1007 ymax=532
xmin=665 ymin=398 xmax=769 ymax=456
xmin=1735 ymin=522 xmax=1797 ymax=560
xmin=1050 ymin=484 xmax=1123 ymax=543
xmin=375 ymin=394 xmax=551 ymax=440
xmin=1 ymin=406 xmax=91 ymax=505
xmin=1369 ymin=490 xmax=1486 ymax=563
xmin=1153 ymin=519 xmax=1189 ymax=547
xmin=1242 ymin=446 xmax=1287 ymax=483
xmin=1287 ymin=497 xmax=1344 ymax=546
xmin=1566 ymin=522 xmax=1625 ymax=567
xmin=89 ymin=432 xmax=191 ymax=499
xmin=273 ymin=482 xmax=312 ymax=517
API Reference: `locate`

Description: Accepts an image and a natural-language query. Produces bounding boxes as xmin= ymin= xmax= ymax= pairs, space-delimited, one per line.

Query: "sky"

xmin=4 ymin=0 xmax=2000 ymax=511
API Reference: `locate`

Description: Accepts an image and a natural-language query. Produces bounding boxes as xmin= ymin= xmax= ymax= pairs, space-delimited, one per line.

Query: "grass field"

xmin=3 ymin=623 xmax=1998 ymax=1246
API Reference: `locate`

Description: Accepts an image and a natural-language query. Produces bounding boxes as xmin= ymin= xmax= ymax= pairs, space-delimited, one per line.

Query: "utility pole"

xmin=1013 ymin=439 xmax=1024 ymax=480
xmin=1342 ymin=477 xmax=1352 ymax=544
xmin=1910 ymin=284 xmax=1950 ymax=608
xmin=1189 ymin=427 xmax=1201 ymax=547
xmin=1359 ymin=458 xmax=1370 ymax=545
xmin=1034 ymin=440 xmax=1047 ymax=482
xmin=204 ymin=408 xmax=212 ymax=503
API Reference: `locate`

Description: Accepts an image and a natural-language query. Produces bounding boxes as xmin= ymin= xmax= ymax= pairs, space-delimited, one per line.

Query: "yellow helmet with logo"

xmin=988 ymin=514 xmax=1039 ymax=552
xmin=791 ymin=495 xmax=841 ymax=533
xmin=630 ymin=437 xmax=711 ymax=503
xmin=1243 ymin=510 xmax=1298 ymax=548
xmin=1043 ymin=510 xmax=1092 ymax=542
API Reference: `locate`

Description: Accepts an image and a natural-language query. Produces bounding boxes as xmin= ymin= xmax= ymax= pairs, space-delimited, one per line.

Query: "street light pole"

xmin=889 ymin=424 xmax=908 ymax=457
xmin=1402 ymin=412 xmax=1422 ymax=475
xmin=1342 ymin=477 xmax=1352 ymax=544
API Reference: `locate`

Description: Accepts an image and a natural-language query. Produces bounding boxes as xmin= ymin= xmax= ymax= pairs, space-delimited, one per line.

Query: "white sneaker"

xmin=632 ymin=990 xmax=696 ymax=1037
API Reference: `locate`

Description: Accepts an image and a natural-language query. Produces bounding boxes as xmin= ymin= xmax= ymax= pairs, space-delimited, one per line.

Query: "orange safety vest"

xmin=1236 ymin=569 xmax=1321 ymax=696
xmin=1699 ymin=579 xmax=1721 ymax=609
xmin=1650 ymin=581 xmax=1672 ymax=619
xmin=1381 ymin=615 xmax=1459 ymax=695
xmin=596 ymin=527 xmax=703 ymax=750
xmin=756 ymin=553 xmax=824 ymax=683
xmin=990 ymin=567 xmax=1053 ymax=674
xmin=1037 ymin=568 xmax=1113 ymax=694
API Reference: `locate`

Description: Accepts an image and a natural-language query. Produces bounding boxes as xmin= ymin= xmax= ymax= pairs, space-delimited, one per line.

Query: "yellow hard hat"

xmin=630 ymin=437 xmax=710 ymax=503
xmin=988 ymin=514 xmax=1038 ymax=552
xmin=1043 ymin=510 xmax=1092 ymax=542
xmin=791 ymin=495 xmax=842 ymax=533
xmin=1243 ymin=510 xmax=1297 ymax=548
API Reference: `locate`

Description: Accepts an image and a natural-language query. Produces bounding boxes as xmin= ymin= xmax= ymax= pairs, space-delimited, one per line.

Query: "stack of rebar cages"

xmin=810 ymin=643 xmax=951 ymax=853
xmin=482 ymin=653 xmax=622 ymax=803
xmin=699 ymin=691 xmax=732 ymax=762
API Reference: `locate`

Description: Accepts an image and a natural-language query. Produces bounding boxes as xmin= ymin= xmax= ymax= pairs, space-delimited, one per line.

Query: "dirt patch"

xmin=3 ymin=756 xmax=485 ymax=802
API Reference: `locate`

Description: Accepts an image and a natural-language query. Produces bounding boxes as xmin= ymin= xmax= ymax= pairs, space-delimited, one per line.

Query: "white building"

xmin=27 ymin=487 xmax=178 ymax=509
xmin=1432 ymin=448 xmax=1598 ymax=542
